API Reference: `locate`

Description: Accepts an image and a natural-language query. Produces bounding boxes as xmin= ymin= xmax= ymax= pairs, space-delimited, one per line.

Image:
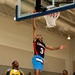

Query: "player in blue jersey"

xmin=32 ymin=18 xmax=65 ymax=75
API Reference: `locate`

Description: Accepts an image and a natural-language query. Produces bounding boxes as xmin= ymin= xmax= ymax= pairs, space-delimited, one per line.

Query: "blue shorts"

xmin=32 ymin=55 xmax=44 ymax=72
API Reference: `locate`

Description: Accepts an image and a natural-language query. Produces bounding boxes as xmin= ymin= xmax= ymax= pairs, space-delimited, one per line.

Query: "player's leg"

xmin=34 ymin=69 xmax=40 ymax=75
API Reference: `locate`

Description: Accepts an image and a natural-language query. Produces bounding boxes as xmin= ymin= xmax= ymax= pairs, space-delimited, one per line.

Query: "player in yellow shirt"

xmin=4 ymin=61 xmax=24 ymax=75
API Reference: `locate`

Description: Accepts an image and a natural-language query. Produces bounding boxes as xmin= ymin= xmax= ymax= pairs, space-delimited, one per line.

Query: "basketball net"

xmin=44 ymin=12 xmax=60 ymax=28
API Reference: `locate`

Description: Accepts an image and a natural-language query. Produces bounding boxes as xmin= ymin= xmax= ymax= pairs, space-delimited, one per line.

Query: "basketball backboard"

xmin=15 ymin=0 xmax=75 ymax=21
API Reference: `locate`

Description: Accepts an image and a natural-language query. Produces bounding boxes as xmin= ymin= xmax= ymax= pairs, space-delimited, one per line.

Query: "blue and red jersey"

xmin=33 ymin=39 xmax=46 ymax=58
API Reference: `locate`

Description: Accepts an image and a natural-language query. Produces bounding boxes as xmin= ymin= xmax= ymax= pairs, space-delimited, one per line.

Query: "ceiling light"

xmin=14 ymin=17 xmax=16 ymax=20
xmin=67 ymin=35 xmax=71 ymax=40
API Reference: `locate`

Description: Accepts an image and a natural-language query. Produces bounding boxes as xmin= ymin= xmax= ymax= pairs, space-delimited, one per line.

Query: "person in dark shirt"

xmin=73 ymin=72 xmax=75 ymax=75
xmin=63 ymin=70 xmax=68 ymax=75
xmin=32 ymin=18 xmax=65 ymax=75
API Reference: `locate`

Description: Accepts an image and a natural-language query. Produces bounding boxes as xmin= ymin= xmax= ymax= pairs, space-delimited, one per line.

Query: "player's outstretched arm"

xmin=45 ymin=44 xmax=65 ymax=51
xmin=32 ymin=18 xmax=37 ymax=41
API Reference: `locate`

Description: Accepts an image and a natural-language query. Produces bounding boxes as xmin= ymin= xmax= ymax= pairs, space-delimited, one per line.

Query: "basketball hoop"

xmin=44 ymin=12 xmax=60 ymax=28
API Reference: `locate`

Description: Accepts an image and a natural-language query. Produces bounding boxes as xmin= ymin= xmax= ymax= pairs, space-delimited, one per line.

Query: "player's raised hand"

xmin=59 ymin=45 xmax=66 ymax=50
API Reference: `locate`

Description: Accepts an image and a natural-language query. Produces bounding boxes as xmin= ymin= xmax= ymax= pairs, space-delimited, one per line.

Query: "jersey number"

xmin=40 ymin=48 xmax=44 ymax=54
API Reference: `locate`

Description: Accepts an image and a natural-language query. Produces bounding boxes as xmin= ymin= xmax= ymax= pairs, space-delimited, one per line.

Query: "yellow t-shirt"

xmin=5 ymin=68 xmax=24 ymax=75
